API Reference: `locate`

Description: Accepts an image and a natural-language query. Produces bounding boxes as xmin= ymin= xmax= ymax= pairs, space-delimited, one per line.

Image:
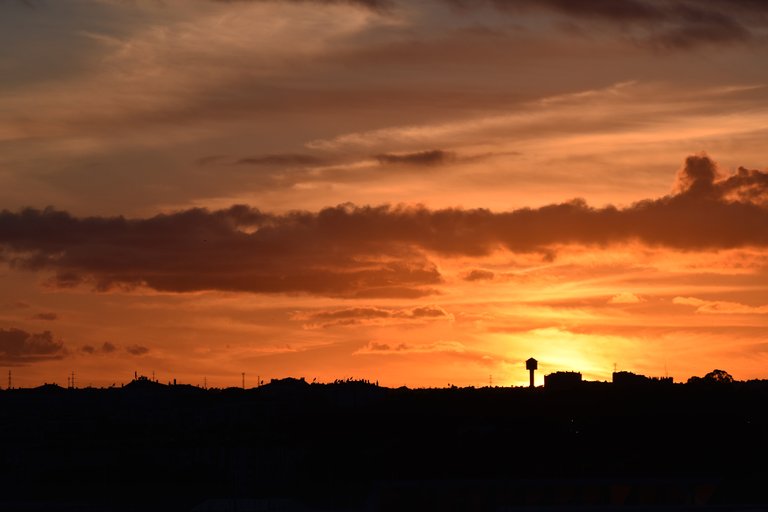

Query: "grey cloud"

xmin=126 ymin=344 xmax=149 ymax=356
xmin=80 ymin=341 xmax=118 ymax=355
xmin=375 ymin=150 xmax=455 ymax=166
xmin=236 ymin=154 xmax=328 ymax=166
xmin=483 ymin=0 xmax=664 ymax=22
xmin=448 ymin=0 xmax=761 ymax=49
xmin=197 ymin=155 xmax=228 ymax=166
xmin=356 ymin=340 xmax=508 ymax=366
xmin=4 ymin=301 xmax=31 ymax=309
xmin=464 ymin=269 xmax=495 ymax=281
xmin=209 ymin=0 xmax=763 ymax=49
xmin=0 ymin=156 xmax=766 ymax=297
xmin=0 ymin=328 xmax=65 ymax=364
xmin=209 ymin=0 xmax=392 ymax=10
xmin=32 ymin=312 xmax=58 ymax=321
xmin=302 ymin=304 xmax=452 ymax=327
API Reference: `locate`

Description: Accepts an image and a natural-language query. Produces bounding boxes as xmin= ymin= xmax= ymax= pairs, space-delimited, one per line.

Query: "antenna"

xmin=203 ymin=376 xmax=207 ymax=390
xmin=257 ymin=374 xmax=260 ymax=388
xmin=242 ymin=372 xmax=245 ymax=389
xmin=489 ymin=374 xmax=493 ymax=387
xmin=152 ymin=370 xmax=155 ymax=382
xmin=613 ymin=362 xmax=617 ymax=373
xmin=71 ymin=371 xmax=75 ymax=389
xmin=8 ymin=370 xmax=11 ymax=390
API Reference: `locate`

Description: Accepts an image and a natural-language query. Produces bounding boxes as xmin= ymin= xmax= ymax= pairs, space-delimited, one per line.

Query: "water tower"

xmin=526 ymin=358 xmax=538 ymax=388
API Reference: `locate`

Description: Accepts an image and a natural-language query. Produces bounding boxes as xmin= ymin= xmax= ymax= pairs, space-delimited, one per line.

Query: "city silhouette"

xmin=3 ymin=0 xmax=768 ymax=510
xmin=2 ymin=363 xmax=768 ymax=511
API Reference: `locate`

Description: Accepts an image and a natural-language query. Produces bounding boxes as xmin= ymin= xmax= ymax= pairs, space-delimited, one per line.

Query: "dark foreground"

xmin=1 ymin=378 xmax=768 ymax=511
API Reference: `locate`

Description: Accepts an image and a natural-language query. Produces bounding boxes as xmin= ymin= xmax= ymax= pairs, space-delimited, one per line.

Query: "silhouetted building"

xmin=613 ymin=371 xmax=673 ymax=387
xmin=613 ymin=371 xmax=649 ymax=386
xmin=526 ymin=357 xmax=538 ymax=388
xmin=545 ymin=371 xmax=582 ymax=390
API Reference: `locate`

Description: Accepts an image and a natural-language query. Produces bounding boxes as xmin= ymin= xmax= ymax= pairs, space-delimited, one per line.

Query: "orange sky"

xmin=1 ymin=0 xmax=767 ymax=388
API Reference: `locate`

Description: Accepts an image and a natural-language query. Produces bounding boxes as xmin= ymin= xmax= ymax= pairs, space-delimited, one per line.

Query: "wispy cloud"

xmin=374 ymin=150 xmax=455 ymax=166
xmin=673 ymin=296 xmax=768 ymax=314
xmin=298 ymin=304 xmax=453 ymax=328
xmin=609 ymin=292 xmax=643 ymax=304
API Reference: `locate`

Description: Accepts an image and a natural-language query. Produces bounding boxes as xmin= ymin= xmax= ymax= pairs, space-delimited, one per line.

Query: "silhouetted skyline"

xmin=1 ymin=0 xmax=767 ymax=390
xmin=3 ymin=370 xmax=768 ymax=510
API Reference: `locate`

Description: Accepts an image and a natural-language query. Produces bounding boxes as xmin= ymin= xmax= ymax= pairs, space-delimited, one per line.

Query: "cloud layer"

xmin=299 ymin=304 xmax=452 ymax=328
xmin=0 ymin=328 xmax=65 ymax=364
xmin=216 ymin=0 xmax=768 ymax=49
xmin=0 ymin=156 xmax=765 ymax=297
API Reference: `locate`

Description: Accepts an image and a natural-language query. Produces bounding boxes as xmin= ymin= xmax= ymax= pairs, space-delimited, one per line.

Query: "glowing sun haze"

xmin=1 ymin=0 xmax=767 ymax=388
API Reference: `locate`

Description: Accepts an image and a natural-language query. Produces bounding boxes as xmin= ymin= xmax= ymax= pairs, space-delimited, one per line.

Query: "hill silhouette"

xmin=1 ymin=374 xmax=768 ymax=510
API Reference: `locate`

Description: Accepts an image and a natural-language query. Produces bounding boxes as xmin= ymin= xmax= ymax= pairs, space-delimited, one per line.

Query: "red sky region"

xmin=1 ymin=0 xmax=767 ymax=388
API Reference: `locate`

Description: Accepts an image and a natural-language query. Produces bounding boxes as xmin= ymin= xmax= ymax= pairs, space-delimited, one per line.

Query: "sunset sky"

xmin=1 ymin=0 xmax=767 ymax=388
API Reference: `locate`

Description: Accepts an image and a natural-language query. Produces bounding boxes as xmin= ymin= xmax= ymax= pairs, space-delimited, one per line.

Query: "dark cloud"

xmin=483 ymin=0 xmax=664 ymax=22
xmin=197 ymin=155 xmax=228 ymax=166
xmin=0 ymin=328 xmax=65 ymax=364
xmin=4 ymin=301 xmax=30 ymax=309
xmin=375 ymin=150 xmax=455 ymax=166
xmin=356 ymin=340 xmax=465 ymax=354
xmin=5 ymin=0 xmax=37 ymax=8
xmin=0 ymin=204 xmax=442 ymax=297
xmin=209 ymin=0 xmax=761 ymax=50
xmin=366 ymin=341 xmax=392 ymax=351
xmin=675 ymin=154 xmax=768 ymax=206
xmin=126 ymin=344 xmax=149 ymax=356
xmin=302 ymin=305 xmax=452 ymax=327
xmin=464 ymin=269 xmax=495 ymax=281
xmin=32 ymin=312 xmax=58 ymax=321
xmin=674 ymin=153 xmax=720 ymax=198
xmin=410 ymin=305 xmax=450 ymax=318
xmin=448 ymin=0 xmax=759 ymax=49
xmin=210 ymin=0 xmax=392 ymax=9
xmin=718 ymin=167 xmax=768 ymax=204
xmin=80 ymin=342 xmax=117 ymax=355
xmin=309 ymin=307 xmax=393 ymax=322
xmin=355 ymin=340 xmax=508 ymax=367
xmin=235 ymin=154 xmax=327 ymax=167
xmin=0 ymin=156 xmax=766 ymax=297
xmin=653 ymin=3 xmax=752 ymax=49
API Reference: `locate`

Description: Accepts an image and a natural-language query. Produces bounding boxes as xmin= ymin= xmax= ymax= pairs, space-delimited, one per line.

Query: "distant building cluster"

xmin=544 ymin=371 xmax=583 ymax=390
xmin=532 ymin=357 xmax=675 ymax=390
xmin=612 ymin=371 xmax=673 ymax=387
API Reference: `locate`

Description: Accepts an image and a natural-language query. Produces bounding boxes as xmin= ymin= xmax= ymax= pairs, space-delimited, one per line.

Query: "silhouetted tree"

xmin=688 ymin=369 xmax=734 ymax=385
xmin=704 ymin=369 xmax=734 ymax=383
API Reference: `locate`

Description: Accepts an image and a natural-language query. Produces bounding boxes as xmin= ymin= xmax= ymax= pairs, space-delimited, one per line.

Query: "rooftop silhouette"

xmin=1 ymin=367 xmax=768 ymax=510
